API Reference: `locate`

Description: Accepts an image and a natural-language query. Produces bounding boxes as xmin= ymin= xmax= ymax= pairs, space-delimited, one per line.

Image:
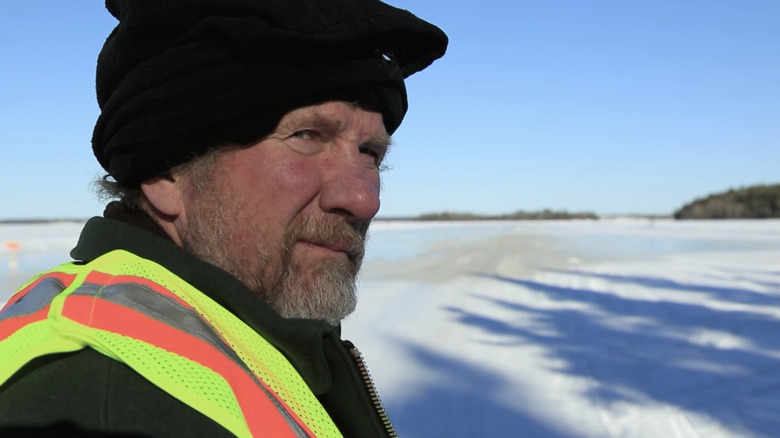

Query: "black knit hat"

xmin=92 ymin=0 xmax=448 ymax=186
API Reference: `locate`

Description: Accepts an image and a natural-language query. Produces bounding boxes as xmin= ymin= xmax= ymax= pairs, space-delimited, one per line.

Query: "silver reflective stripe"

xmin=70 ymin=281 xmax=312 ymax=438
xmin=0 ymin=277 xmax=66 ymax=321
xmin=72 ymin=283 xmax=242 ymax=364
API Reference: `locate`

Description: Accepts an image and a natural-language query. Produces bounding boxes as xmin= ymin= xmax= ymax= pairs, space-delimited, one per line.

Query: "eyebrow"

xmin=365 ymin=132 xmax=393 ymax=151
xmin=284 ymin=108 xmax=393 ymax=149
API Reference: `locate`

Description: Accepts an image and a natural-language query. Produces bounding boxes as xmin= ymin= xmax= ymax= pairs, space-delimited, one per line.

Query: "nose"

xmin=319 ymin=157 xmax=381 ymax=223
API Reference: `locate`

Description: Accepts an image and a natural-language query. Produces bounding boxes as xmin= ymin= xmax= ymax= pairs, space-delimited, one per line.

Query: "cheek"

xmin=271 ymin=159 xmax=323 ymax=204
xmin=231 ymin=152 xmax=323 ymax=215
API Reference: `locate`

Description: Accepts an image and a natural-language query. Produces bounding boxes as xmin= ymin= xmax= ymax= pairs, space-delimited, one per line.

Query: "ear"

xmin=141 ymin=175 xmax=183 ymax=218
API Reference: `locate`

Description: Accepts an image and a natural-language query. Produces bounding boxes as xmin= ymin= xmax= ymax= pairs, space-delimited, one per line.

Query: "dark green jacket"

xmin=0 ymin=208 xmax=393 ymax=437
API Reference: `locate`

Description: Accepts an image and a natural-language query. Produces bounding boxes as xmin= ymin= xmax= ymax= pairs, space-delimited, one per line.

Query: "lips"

xmin=286 ymin=215 xmax=367 ymax=265
xmin=300 ymin=239 xmax=350 ymax=254
xmin=297 ymin=236 xmax=365 ymax=265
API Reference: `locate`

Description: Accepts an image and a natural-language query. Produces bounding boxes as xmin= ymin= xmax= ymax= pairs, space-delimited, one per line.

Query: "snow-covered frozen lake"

xmin=2 ymin=219 xmax=780 ymax=438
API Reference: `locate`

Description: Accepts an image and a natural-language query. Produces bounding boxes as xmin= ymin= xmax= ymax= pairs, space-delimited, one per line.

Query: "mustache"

xmin=285 ymin=215 xmax=368 ymax=264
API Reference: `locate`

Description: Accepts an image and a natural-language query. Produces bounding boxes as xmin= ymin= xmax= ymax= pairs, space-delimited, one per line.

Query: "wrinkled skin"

xmin=144 ymin=101 xmax=389 ymax=325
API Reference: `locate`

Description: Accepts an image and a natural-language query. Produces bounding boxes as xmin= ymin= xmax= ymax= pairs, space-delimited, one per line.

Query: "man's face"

xmin=177 ymin=101 xmax=388 ymax=325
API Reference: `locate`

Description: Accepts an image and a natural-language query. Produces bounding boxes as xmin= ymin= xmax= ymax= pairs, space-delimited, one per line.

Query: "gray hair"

xmin=94 ymin=145 xmax=239 ymax=209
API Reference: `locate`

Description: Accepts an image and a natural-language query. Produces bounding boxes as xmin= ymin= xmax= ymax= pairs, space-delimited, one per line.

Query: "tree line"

xmin=415 ymin=209 xmax=599 ymax=221
xmin=674 ymin=184 xmax=780 ymax=219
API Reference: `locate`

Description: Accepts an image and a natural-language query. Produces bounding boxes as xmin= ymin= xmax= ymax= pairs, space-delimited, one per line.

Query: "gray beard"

xmin=180 ymin=189 xmax=365 ymax=325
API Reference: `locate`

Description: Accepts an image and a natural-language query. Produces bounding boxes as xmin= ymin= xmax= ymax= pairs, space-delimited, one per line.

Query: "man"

xmin=0 ymin=0 xmax=446 ymax=436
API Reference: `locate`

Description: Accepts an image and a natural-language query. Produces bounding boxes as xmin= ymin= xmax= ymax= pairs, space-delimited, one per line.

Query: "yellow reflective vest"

xmin=0 ymin=249 xmax=343 ymax=438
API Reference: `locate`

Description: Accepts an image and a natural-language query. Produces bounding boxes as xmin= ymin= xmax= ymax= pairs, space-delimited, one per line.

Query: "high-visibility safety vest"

xmin=0 ymin=249 xmax=343 ymax=438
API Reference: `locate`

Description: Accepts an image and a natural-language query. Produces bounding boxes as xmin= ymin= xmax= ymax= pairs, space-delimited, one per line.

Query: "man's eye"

xmin=287 ymin=130 xmax=322 ymax=155
xmin=292 ymin=130 xmax=314 ymax=140
xmin=359 ymin=146 xmax=382 ymax=168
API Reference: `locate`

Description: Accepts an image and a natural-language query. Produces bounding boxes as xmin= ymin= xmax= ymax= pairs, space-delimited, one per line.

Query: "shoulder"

xmin=0 ymin=348 xmax=232 ymax=437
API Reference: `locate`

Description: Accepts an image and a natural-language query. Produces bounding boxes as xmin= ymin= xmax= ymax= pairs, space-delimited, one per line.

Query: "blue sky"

xmin=1 ymin=1 xmax=778 ymax=219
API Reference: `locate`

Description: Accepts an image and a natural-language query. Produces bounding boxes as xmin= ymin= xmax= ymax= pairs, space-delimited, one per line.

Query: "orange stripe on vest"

xmin=62 ymin=294 xmax=315 ymax=438
xmin=0 ymin=308 xmax=49 ymax=341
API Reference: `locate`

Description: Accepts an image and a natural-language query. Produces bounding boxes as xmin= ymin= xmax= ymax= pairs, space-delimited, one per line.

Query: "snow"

xmin=3 ymin=219 xmax=780 ymax=437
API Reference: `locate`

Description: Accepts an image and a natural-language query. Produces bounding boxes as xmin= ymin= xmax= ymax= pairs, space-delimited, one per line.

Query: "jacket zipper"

xmin=348 ymin=345 xmax=399 ymax=438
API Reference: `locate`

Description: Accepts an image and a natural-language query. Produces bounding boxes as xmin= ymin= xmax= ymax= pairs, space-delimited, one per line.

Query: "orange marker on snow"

xmin=4 ymin=241 xmax=20 ymax=274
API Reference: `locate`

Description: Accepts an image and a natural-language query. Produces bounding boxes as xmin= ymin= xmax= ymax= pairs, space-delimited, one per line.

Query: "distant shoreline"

xmin=0 ymin=219 xmax=89 ymax=225
xmin=0 ymin=215 xmax=664 ymax=224
xmin=13 ymin=214 xmax=771 ymax=224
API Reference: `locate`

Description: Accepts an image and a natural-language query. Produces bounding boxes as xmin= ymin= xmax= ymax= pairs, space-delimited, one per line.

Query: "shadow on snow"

xmin=444 ymin=271 xmax=780 ymax=437
xmin=385 ymin=340 xmax=581 ymax=438
xmin=549 ymin=269 xmax=780 ymax=308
